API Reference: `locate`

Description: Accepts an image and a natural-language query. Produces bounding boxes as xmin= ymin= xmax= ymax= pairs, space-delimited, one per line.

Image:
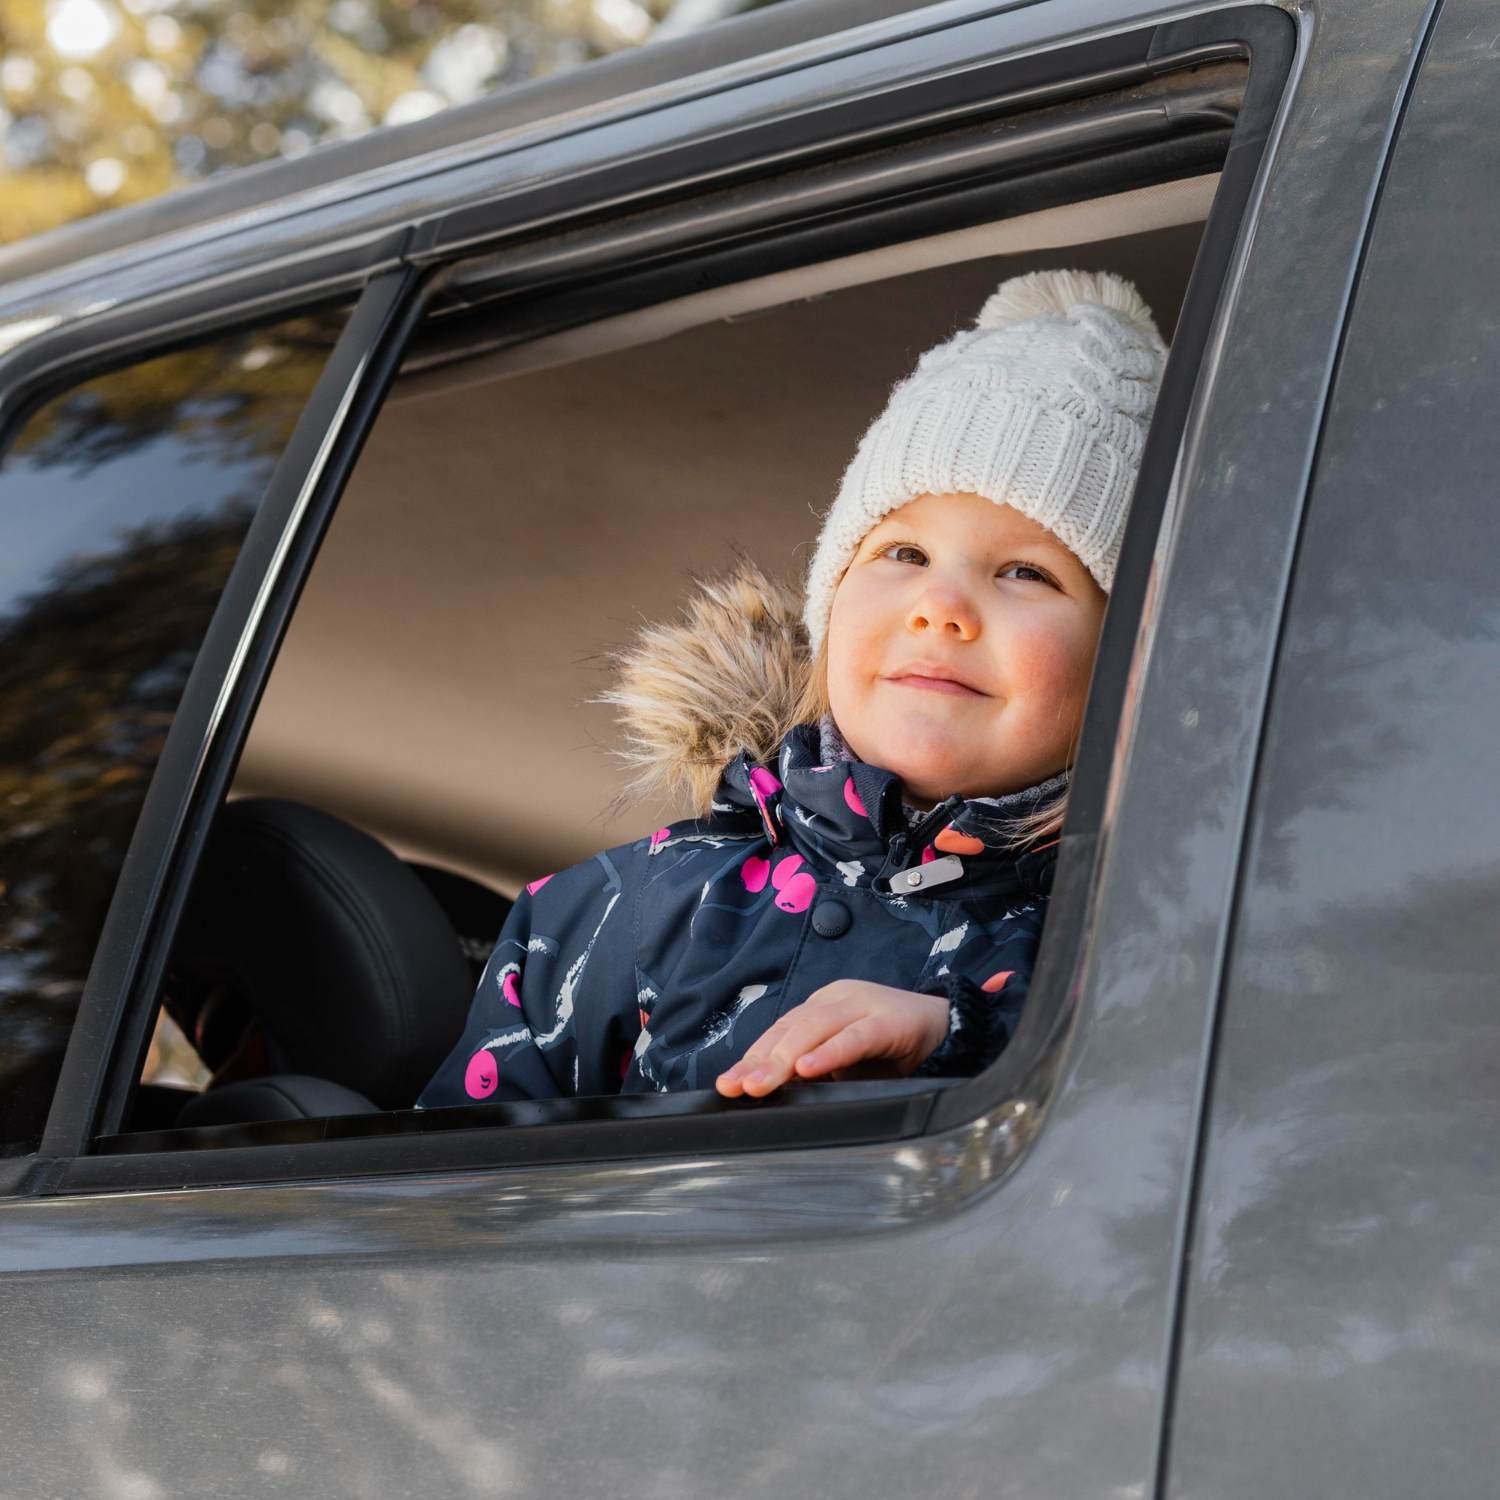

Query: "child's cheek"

xmin=826 ymin=594 xmax=887 ymax=718
xmin=827 ymin=590 xmax=880 ymax=673
xmin=1003 ymin=615 xmax=1096 ymax=701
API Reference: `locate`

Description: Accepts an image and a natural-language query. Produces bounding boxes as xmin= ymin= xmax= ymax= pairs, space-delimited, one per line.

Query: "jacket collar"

xmin=709 ymin=723 xmax=1062 ymax=898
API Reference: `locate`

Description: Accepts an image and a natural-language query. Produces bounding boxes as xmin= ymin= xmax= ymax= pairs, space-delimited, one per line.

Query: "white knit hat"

xmin=802 ymin=268 xmax=1167 ymax=654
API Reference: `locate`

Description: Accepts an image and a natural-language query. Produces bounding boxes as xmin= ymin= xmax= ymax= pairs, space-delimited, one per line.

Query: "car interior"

xmin=126 ymin=170 xmax=1217 ymax=1138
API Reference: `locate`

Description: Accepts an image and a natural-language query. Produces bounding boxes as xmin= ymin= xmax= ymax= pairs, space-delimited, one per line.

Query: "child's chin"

xmin=842 ymin=717 xmax=984 ymax=796
xmin=880 ymin=745 xmax=973 ymax=802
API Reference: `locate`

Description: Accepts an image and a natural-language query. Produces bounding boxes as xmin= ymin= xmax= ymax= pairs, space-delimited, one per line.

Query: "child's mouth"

xmin=886 ymin=674 xmax=987 ymax=697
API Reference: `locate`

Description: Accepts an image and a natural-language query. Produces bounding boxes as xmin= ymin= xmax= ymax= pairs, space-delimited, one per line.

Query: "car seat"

xmin=159 ymin=797 xmax=509 ymax=1128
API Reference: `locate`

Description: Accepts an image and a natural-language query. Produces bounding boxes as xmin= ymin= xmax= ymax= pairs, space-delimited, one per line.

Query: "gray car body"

xmin=1 ymin=0 xmax=1494 ymax=1495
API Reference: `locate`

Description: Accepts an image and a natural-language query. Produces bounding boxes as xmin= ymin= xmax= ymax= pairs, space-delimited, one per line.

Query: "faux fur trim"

xmin=595 ymin=556 xmax=811 ymax=817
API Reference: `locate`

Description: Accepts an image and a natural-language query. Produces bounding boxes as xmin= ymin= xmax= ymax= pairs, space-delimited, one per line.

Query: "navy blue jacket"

xmin=417 ymin=723 xmax=1057 ymax=1107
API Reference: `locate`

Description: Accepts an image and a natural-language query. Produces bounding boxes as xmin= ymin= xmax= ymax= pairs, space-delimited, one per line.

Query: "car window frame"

xmin=8 ymin=262 xmax=428 ymax=1176
xmin=0 ymin=294 xmax=366 ymax=1165
xmin=4 ymin=3 xmax=1295 ymax=1196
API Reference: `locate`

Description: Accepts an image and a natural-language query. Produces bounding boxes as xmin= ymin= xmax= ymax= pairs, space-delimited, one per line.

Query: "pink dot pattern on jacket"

xmin=842 ymin=776 xmax=868 ymax=818
xmin=770 ymin=852 xmax=816 ymax=912
xmin=739 ymin=850 xmax=814 ymax=911
xmin=465 ymin=1051 xmax=499 ymax=1098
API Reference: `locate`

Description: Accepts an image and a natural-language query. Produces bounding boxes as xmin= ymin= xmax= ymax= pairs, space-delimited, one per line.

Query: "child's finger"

xmin=715 ymin=1054 xmax=775 ymax=1097
xmin=717 ymin=1005 xmax=858 ymax=1097
xmin=735 ymin=1012 xmax=798 ymax=1069
xmin=715 ymin=1033 xmax=790 ymax=1097
xmin=793 ymin=1017 xmax=887 ymax=1079
xmin=716 ymin=1023 xmax=796 ymax=1094
xmin=752 ymin=1005 xmax=862 ymax=1087
xmin=721 ymin=1043 xmax=805 ymax=1097
xmin=735 ymin=1003 xmax=845 ymax=1074
xmin=733 ymin=982 xmax=864 ymax=1060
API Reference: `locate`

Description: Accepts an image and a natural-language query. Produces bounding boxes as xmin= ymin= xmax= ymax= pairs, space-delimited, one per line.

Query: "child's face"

xmin=825 ymin=491 xmax=1108 ymax=807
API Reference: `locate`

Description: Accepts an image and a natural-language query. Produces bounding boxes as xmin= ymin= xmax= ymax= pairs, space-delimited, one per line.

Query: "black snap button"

xmin=811 ymin=900 xmax=852 ymax=939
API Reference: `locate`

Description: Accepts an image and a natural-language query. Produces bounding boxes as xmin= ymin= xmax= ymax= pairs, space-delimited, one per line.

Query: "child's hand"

xmin=715 ymin=980 xmax=950 ymax=1098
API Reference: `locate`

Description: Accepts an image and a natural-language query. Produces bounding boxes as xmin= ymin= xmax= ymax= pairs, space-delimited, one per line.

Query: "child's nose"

xmin=906 ymin=583 xmax=980 ymax=640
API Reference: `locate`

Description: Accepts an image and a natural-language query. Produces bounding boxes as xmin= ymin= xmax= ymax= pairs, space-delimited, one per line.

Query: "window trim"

xmin=407 ymin=63 xmax=1240 ymax=376
xmin=21 ymin=3 xmax=1294 ymax=1195
xmin=0 ymin=238 xmax=408 ymax=463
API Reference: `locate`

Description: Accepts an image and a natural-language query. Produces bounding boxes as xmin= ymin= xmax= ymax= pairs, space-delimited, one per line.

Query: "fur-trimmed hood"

xmin=597 ymin=558 xmax=1069 ymax=853
xmin=597 ymin=557 xmax=812 ymax=817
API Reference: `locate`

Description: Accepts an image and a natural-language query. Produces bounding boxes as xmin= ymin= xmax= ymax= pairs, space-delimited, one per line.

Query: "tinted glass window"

xmin=0 ymin=310 xmax=346 ymax=1155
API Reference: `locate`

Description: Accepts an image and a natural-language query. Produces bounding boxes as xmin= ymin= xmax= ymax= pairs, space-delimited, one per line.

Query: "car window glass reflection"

xmin=0 ymin=309 xmax=346 ymax=1157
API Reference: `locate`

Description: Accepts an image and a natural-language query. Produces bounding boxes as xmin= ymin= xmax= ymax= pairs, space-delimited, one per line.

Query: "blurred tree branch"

xmin=0 ymin=0 xmax=780 ymax=245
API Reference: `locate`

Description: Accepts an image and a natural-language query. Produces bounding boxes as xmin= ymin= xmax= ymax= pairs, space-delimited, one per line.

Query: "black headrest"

xmin=405 ymin=861 xmax=514 ymax=985
xmin=165 ymin=798 xmax=480 ymax=1109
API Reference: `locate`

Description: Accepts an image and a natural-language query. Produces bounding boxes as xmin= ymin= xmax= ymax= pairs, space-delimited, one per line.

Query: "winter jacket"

xmin=417 ymin=565 xmax=1061 ymax=1109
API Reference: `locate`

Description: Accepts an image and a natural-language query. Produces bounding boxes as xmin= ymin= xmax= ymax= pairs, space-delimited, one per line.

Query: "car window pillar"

xmin=36 ymin=254 xmax=430 ymax=1161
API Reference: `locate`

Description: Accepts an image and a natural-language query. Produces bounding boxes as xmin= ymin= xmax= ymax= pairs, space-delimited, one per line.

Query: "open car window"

xmin=23 ymin=5 xmax=1296 ymax=1185
xmin=130 ymin=187 xmax=1210 ymax=1129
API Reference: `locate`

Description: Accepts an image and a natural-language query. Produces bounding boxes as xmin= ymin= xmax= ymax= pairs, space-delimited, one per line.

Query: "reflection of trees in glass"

xmin=8 ymin=313 xmax=339 ymax=475
xmin=0 ymin=313 xmax=341 ymax=1154
xmin=0 ymin=506 xmax=251 ymax=1153
xmin=0 ymin=0 xmax=776 ymax=245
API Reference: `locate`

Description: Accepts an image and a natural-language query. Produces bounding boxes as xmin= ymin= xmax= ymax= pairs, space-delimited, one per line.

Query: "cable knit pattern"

xmin=803 ymin=269 xmax=1168 ymax=654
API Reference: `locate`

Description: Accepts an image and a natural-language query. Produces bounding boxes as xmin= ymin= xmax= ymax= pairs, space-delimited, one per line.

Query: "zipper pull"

xmin=874 ymin=831 xmax=909 ymax=886
xmin=910 ymin=793 xmax=966 ymax=845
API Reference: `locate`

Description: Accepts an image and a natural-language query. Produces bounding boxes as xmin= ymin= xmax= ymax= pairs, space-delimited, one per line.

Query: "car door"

xmin=0 ymin=1 xmax=1433 ymax=1495
xmin=1163 ymin=1 xmax=1500 ymax=1495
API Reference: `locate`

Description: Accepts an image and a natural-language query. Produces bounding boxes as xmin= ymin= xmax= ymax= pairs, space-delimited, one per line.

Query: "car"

xmin=2 ymin=0 xmax=1497 ymax=1493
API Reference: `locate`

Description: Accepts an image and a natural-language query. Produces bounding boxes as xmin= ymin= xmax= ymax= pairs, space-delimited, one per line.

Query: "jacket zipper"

xmin=872 ymin=792 xmax=964 ymax=886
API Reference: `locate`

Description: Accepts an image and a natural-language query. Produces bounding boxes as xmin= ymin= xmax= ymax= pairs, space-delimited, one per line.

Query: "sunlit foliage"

xmin=0 ymin=0 xmax=766 ymax=243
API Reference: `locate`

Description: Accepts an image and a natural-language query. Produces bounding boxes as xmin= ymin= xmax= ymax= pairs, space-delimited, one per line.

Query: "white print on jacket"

xmin=649 ymin=830 xmax=759 ymax=855
xmin=699 ymin=983 xmax=769 ymax=1050
xmin=635 ymin=981 xmax=774 ymax=1090
xmin=929 ymin=921 xmax=970 ymax=957
xmin=476 ymin=1026 xmax=533 ymax=1056
xmin=535 ymin=889 xmax=621 ymax=1049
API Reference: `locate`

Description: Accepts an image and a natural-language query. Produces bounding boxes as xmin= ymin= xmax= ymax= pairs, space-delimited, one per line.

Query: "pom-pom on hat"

xmin=802 ymin=267 xmax=1168 ymax=655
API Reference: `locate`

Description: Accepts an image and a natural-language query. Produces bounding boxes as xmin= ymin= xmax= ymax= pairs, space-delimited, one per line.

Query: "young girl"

xmin=417 ymin=268 xmax=1166 ymax=1108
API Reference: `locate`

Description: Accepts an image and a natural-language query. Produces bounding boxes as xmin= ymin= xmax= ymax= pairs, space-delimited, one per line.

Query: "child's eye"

xmin=998 ymin=561 xmax=1056 ymax=586
xmin=879 ymin=543 xmax=927 ymax=565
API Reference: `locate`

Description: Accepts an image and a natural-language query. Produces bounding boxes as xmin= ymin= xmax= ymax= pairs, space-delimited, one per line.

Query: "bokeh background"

xmin=0 ymin=0 xmax=774 ymax=243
